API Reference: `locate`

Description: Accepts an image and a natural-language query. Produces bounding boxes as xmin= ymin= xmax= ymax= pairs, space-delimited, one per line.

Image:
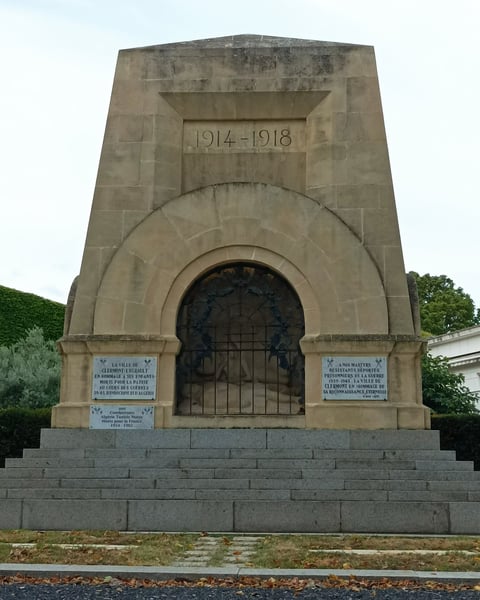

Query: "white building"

xmin=427 ymin=325 xmax=480 ymax=408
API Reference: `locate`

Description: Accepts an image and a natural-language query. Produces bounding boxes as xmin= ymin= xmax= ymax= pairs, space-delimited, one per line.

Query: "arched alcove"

xmin=175 ymin=262 xmax=305 ymax=416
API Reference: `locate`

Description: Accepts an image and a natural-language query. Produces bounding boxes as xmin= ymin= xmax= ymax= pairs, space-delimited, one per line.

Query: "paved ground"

xmin=172 ymin=535 xmax=263 ymax=568
xmin=0 ymin=584 xmax=480 ymax=600
xmin=0 ymin=562 xmax=479 ymax=585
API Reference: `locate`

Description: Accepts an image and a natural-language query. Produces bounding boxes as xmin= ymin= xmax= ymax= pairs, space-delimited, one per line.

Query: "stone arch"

xmin=160 ymin=246 xmax=316 ymax=336
xmin=94 ymin=182 xmax=388 ymax=336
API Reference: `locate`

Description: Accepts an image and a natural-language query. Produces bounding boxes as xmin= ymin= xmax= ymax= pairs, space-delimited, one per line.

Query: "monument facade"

xmin=55 ymin=35 xmax=429 ymax=430
xmin=2 ymin=35 xmax=479 ymax=536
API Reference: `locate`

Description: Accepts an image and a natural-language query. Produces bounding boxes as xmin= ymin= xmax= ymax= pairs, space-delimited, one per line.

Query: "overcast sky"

xmin=1 ymin=0 xmax=479 ymax=307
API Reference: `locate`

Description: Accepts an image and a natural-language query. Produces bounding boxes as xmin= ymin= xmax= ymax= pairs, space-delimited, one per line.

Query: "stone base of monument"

xmin=0 ymin=429 xmax=479 ymax=533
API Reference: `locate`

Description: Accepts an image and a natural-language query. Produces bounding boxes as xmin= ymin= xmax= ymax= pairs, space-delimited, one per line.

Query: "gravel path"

xmin=0 ymin=585 xmax=478 ymax=599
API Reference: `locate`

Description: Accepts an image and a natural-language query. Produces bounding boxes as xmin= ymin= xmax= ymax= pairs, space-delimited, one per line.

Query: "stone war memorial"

xmin=1 ymin=35 xmax=479 ymax=533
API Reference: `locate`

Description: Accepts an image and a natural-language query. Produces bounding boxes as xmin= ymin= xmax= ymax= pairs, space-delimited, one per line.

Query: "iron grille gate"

xmin=175 ymin=263 xmax=305 ymax=415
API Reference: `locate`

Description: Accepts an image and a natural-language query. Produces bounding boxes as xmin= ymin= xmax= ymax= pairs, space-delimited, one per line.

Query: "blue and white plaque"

xmin=90 ymin=405 xmax=154 ymax=429
xmin=92 ymin=356 xmax=157 ymax=400
xmin=322 ymin=356 xmax=387 ymax=400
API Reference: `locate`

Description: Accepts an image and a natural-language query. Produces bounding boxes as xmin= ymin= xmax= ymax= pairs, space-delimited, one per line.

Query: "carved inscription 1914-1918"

xmin=183 ymin=120 xmax=305 ymax=153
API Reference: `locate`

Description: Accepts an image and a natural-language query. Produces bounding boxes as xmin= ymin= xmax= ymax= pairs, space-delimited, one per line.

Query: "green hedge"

xmin=431 ymin=414 xmax=480 ymax=469
xmin=0 ymin=285 xmax=65 ymax=346
xmin=0 ymin=408 xmax=51 ymax=467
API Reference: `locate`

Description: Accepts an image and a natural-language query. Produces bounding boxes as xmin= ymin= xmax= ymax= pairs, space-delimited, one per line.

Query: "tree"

xmin=410 ymin=272 xmax=480 ymax=336
xmin=421 ymin=352 xmax=478 ymax=414
xmin=0 ymin=327 xmax=61 ymax=409
xmin=409 ymin=272 xmax=480 ymax=414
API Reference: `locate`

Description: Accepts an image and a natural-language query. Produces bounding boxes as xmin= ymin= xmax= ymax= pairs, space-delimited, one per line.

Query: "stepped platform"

xmin=0 ymin=429 xmax=479 ymax=533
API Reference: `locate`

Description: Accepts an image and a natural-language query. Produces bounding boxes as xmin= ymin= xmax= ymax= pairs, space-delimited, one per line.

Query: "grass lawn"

xmin=0 ymin=531 xmax=479 ymax=571
xmin=253 ymin=534 xmax=480 ymax=571
xmin=0 ymin=531 xmax=196 ymax=566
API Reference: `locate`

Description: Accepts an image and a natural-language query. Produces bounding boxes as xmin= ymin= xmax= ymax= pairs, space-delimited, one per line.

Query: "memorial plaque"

xmin=183 ymin=120 xmax=305 ymax=153
xmin=322 ymin=356 xmax=387 ymax=400
xmin=92 ymin=356 xmax=157 ymax=400
xmin=90 ymin=405 xmax=154 ymax=429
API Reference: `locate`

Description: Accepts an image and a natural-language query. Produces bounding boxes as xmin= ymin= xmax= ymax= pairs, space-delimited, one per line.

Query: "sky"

xmin=0 ymin=0 xmax=479 ymax=306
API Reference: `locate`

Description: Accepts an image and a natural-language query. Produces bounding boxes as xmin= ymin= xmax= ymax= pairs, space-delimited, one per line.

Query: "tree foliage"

xmin=410 ymin=272 xmax=480 ymax=336
xmin=409 ymin=272 xmax=480 ymax=414
xmin=0 ymin=327 xmax=61 ymax=409
xmin=422 ymin=352 xmax=478 ymax=414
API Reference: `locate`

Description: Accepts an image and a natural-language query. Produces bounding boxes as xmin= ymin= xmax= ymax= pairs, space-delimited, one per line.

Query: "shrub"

xmin=0 ymin=285 xmax=65 ymax=346
xmin=0 ymin=407 xmax=51 ymax=467
xmin=431 ymin=414 xmax=480 ymax=469
xmin=0 ymin=327 xmax=61 ymax=409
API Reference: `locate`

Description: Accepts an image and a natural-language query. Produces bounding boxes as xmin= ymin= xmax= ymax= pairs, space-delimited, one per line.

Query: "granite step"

xmin=4 ymin=457 xmax=473 ymax=475
xmin=22 ymin=446 xmax=459 ymax=461
xmin=37 ymin=428 xmax=444 ymax=451
xmin=0 ymin=428 xmax=478 ymax=533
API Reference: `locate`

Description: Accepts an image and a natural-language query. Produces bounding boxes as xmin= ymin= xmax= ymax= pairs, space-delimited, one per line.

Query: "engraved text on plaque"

xmin=92 ymin=356 xmax=157 ymax=400
xmin=322 ymin=356 xmax=387 ymax=400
